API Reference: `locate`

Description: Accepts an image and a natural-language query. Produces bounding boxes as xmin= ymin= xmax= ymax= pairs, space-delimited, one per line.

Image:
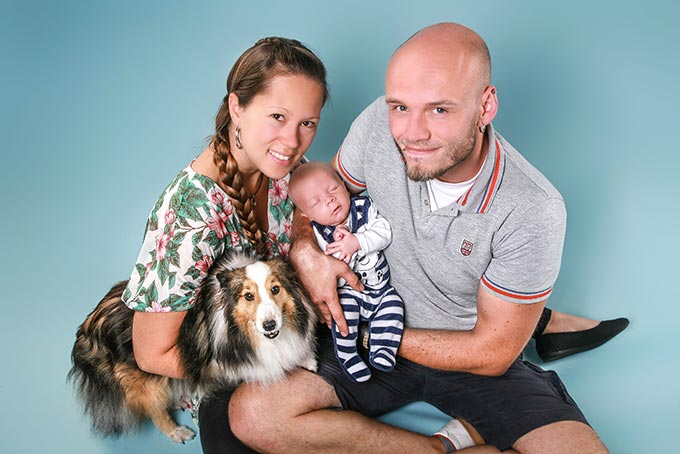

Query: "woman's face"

xmin=232 ymin=74 xmax=325 ymax=179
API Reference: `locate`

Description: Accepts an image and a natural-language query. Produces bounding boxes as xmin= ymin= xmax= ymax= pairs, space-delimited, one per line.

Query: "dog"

xmin=69 ymin=251 xmax=317 ymax=443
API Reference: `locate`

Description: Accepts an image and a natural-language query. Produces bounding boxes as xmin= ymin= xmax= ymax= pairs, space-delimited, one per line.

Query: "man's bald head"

xmin=390 ymin=22 xmax=491 ymax=96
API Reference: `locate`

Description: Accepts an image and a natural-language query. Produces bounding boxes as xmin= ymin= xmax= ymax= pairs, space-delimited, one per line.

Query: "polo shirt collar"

xmin=454 ymin=123 xmax=505 ymax=214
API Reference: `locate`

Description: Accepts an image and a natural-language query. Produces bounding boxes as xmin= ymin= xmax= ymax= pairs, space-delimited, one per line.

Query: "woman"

xmin=121 ymin=37 xmax=328 ymax=453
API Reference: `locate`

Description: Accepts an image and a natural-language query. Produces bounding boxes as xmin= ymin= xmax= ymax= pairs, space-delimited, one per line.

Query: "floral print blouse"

xmin=122 ymin=164 xmax=294 ymax=312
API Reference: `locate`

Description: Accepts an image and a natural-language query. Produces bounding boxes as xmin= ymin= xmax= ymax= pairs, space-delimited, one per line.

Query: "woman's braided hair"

xmin=211 ymin=37 xmax=328 ymax=254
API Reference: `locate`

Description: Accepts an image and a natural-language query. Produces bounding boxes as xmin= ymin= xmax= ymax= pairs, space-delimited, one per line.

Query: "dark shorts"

xmin=315 ymin=326 xmax=588 ymax=451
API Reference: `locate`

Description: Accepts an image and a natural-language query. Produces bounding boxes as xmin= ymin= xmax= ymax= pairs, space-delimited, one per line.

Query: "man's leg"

xmin=198 ymin=387 xmax=254 ymax=454
xmin=230 ymin=327 xmax=506 ymax=454
xmin=232 ymin=373 xmax=606 ymax=454
xmin=426 ymin=360 xmax=607 ymax=453
xmin=229 ymin=369 xmax=447 ymax=454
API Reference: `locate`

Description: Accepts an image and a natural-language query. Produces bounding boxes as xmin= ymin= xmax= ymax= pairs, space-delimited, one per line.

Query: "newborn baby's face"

xmin=296 ymin=171 xmax=351 ymax=226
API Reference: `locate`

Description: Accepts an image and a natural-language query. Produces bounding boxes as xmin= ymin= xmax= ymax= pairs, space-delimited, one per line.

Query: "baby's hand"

xmin=325 ymin=229 xmax=360 ymax=263
xmin=333 ymin=224 xmax=350 ymax=241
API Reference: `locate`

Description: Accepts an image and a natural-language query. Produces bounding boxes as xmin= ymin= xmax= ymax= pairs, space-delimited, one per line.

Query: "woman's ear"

xmin=479 ymin=85 xmax=498 ymax=130
xmin=228 ymin=92 xmax=242 ymax=124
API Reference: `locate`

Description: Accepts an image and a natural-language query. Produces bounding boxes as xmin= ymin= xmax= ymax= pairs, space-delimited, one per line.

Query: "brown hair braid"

xmin=211 ymin=37 xmax=328 ymax=254
xmin=211 ymin=138 xmax=265 ymax=253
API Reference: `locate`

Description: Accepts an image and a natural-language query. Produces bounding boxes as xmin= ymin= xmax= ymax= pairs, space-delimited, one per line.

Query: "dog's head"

xmin=230 ymin=260 xmax=287 ymax=339
xmin=209 ymin=253 xmax=312 ymax=344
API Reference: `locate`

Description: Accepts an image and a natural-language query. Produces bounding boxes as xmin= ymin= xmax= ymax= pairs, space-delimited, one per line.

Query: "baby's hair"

xmin=288 ymin=161 xmax=342 ymax=209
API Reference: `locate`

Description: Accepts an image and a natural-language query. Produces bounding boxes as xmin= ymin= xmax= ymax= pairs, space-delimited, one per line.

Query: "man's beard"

xmin=398 ymin=121 xmax=478 ymax=182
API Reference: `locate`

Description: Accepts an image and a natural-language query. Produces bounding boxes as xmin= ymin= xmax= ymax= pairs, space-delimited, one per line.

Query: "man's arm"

xmin=289 ymin=207 xmax=362 ymax=337
xmin=398 ymin=284 xmax=545 ymax=376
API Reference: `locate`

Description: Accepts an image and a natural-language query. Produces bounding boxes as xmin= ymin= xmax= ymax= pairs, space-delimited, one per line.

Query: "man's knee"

xmin=228 ymin=370 xmax=340 ymax=451
xmin=513 ymin=420 xmax=608 ymax=454
xmin=229 ymin=383 xmax=278 ymax=449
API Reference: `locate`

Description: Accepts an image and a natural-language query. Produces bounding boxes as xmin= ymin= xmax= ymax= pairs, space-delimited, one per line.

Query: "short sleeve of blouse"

xmin=122 ymin=167 xmax=242 ymax=312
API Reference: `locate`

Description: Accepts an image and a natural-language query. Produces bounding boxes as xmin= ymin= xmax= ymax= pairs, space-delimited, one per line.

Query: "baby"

xmin=289 ymin=162 xmax=404 ymax=382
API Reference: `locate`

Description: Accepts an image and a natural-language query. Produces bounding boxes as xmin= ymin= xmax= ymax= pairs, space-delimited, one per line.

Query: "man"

xmin=229 ymin=23 xmax=609 ymax=453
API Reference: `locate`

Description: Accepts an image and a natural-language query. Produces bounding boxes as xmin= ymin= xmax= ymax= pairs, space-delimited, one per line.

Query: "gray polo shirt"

xmin=335 ymin=96 xmax=566 ymax=331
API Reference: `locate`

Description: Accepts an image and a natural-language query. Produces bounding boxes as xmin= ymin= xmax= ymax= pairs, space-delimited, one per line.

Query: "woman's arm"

xmin=132 ymin=310 xmax=187 ymax=379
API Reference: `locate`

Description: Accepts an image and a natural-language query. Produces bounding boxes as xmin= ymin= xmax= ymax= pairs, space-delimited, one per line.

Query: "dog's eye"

xmin=244 ymin=292 xmax=255 ymax=301
xmin=271 ymin=285 xmax=280 ymax=295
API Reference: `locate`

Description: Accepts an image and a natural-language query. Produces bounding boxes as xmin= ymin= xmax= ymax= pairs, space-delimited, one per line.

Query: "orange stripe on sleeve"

xmin=334 ymin=149 xmax=366 ymax=190
xmin=481 ymin=275 xmax=552 ymax=301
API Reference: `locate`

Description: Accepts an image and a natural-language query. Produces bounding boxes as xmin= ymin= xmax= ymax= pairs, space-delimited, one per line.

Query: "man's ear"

xmin=228 ymin=92 xmax=243 ymax=124
xmin=479 ymin=85 xmax=498 ymax=130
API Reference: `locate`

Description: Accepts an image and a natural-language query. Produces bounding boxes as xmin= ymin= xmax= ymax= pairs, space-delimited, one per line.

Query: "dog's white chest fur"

xmin=207 ymin=329 xmax=316 ymax=386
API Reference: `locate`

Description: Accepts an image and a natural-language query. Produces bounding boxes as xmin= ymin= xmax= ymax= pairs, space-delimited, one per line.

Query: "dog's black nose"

xmin=263 ymin=320 xmax=277 ymax=332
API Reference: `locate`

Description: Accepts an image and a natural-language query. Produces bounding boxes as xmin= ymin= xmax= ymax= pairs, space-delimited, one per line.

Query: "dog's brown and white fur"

xmin=69 ymin=252 xmax=316 ymax=443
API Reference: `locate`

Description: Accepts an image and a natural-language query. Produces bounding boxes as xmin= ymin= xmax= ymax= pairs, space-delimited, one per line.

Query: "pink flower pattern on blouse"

xmin=270 ymin=178 xmax=288 ymax=207
xmin=207 ymin=208 xmax=229 ymax=239
xmin=122 ymin=164 xmax=295 ymax=312
xmin=195 ymin=255 xmax=214 ymax=274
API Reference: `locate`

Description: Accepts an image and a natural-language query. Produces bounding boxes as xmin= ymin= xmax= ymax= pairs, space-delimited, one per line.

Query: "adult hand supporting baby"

xmin=290 ymin=208 xmax=363 ymax=336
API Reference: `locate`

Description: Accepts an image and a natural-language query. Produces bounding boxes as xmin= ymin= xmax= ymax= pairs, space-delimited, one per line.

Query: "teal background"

xmin=2 ymin=1 xmax=678 ymax=452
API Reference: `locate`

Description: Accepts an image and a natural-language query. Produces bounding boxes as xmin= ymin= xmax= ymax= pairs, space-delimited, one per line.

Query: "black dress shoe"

xmin=535 ymin=318 xmax=630 ymax=362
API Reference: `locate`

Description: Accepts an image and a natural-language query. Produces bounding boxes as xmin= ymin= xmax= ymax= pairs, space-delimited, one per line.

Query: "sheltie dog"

xmin=69 ymin=252 xmax=317 ymax=443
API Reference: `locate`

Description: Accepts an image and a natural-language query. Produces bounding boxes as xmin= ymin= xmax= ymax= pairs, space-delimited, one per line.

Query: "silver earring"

xmin=479 ymin=124 xmax=486 ymax=134
xmin=234 ymin=126 xmax=243 ymax=149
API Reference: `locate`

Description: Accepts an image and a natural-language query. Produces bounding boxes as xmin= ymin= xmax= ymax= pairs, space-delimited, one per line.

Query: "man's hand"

xmin=325 ymin=225 xmax=361 ymax=263
xmin=290 ymin=209 xmax=363 ymax=336
xmin=292 ymin=242 xmax=362 ymax=335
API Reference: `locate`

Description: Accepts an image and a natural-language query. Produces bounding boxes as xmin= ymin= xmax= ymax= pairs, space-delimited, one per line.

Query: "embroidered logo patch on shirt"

xmin=460 ymin=240 xmax=473 ymax=256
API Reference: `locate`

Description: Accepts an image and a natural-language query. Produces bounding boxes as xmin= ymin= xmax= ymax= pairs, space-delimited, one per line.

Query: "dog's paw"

xmin=301 ymin=356 xmax=318 ymax=373
xmin=169 ymin=425 xmax=196 ymax=444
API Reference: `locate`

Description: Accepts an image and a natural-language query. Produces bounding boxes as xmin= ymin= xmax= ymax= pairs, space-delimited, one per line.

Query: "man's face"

xmin=385 ymin=53 xmax=482 ymax=182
